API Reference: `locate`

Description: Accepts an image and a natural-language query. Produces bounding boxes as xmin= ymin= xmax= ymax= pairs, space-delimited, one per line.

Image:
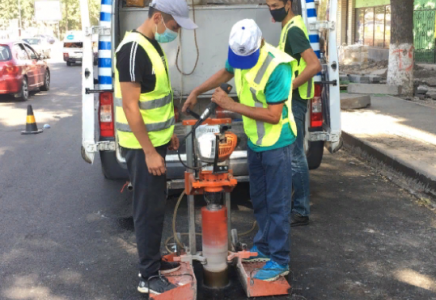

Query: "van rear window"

xmin=64 ymin=42 xmax=83 ymax=48
xmin=0 ymin=45 xmax=11 ymax=61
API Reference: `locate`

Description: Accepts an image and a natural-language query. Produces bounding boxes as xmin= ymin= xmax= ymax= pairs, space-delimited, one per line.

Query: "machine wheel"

xmin=307 ymin=141 xmax=324 ymax=170
xmin=100 ymin=150 xmax=129 ymax=180
xmin=15 ymin=77 xmax=29 ymax=101
xmin=40 ymin=70 xmax=50 ymax=91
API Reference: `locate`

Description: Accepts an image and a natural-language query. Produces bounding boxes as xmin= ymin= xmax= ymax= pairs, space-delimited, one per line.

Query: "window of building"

xmin=355 ymin=5 xmax=391 ymax=48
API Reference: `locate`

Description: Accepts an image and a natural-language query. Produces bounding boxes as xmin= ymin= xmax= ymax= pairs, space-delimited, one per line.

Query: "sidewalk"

xmin=341 ymin=95 xmax=436 ymax=194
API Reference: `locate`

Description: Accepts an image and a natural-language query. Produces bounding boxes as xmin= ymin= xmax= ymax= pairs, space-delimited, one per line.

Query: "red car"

xmin=0 ymin=40 xmax=50 ymax=101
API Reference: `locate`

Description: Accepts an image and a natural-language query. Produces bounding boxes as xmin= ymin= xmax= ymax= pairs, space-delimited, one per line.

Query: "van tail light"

xmin=3 ymin=64 xmax=20 ymax=76
xmin=63 ymin=53 xmax=69 ymax=60
xmin=310 ymin=83 xmax=323 ymax=128
xmin=99 ymin=92 xmax=115 ymax=137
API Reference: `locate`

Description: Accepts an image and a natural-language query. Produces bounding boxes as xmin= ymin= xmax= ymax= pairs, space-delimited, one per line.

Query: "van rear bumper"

xmin=103 ymin=147 xmax=249 ymax=185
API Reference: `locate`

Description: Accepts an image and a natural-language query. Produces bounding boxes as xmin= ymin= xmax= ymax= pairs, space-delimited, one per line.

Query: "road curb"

xmin=342 ymin=131 xmax=436 ymax=192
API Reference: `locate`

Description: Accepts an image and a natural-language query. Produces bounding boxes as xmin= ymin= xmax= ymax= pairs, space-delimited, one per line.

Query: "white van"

xmin=80 ymin=0 xmax=342 ymax=187
xmin=63 ymin=30 xmax=97 ymax=66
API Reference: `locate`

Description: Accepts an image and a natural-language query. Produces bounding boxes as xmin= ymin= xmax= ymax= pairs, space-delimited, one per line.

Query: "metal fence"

xmin=414 ymin=9 xmax=436 ymax=63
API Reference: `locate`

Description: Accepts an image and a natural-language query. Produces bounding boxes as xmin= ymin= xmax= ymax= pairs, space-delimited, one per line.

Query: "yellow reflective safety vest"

xmin=278 ymin=15 xmax=314 ymax=100
xmin=114 ymin=31 xmax=174 ymax=149
xmin=234 ymin=43 xmax=298 ymax=148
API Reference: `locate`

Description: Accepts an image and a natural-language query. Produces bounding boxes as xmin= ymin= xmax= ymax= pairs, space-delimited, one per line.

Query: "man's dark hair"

xmin=148 ymin=7 xmax=173 ymax=22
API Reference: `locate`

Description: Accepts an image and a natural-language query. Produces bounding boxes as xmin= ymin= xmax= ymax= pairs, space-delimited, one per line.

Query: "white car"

xmin=22 ymin=38 xmax=51 ymax=58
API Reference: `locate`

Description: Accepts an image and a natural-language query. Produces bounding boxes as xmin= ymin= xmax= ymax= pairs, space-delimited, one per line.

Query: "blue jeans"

xmin=248 ymin=145 xmax=293 ymax=265
xmin=291 ymin=99 xmax=310 ymax=217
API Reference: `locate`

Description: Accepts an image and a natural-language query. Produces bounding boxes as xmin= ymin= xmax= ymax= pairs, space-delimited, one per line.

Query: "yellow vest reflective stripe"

xmin=235 ymin=43 xmax=298 ymax=148
xmin=114 ymin=31 xmax=174 ymax=149
xmin=278 ymin=15 xmax=314 ymax=100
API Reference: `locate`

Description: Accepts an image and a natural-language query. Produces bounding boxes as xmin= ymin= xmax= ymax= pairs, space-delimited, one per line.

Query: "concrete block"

xmin=341 ymin=93 xmax=371 ymax=110
xmin=416 ymin=86 xmax=428 ymax=95
xmin=368 ymin=75 xmax=381 ymax=83
xmin=340 ymin=75 xmax=349 ymax=82
xmin=348 ymin=75 xmax=370 ymax=83
xmin=347 ymin=84 xmax=401 ymax=95
xmin=371 ymin=68 xmax=388 ymax=77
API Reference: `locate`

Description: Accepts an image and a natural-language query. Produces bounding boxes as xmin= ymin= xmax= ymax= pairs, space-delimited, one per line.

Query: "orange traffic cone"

xmin=21 ymin=105 xmax=43 ymax=135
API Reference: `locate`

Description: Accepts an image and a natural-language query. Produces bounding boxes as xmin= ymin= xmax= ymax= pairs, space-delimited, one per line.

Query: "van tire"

xmin=100 ymin=150 xmax=129 ymax=180
xmin=307 ymin=141 xmax=324 ymax=170
xmin=67 ymin=61 xmax=72 ymax=66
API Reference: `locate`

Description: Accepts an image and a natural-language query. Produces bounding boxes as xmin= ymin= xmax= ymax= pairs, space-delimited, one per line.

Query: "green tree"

xmin=59 ymin=0 xmax=100 ymax=36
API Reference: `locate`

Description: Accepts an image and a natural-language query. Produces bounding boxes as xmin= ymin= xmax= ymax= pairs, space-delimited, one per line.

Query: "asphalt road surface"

xmin=1 ymin=61 xmax=436 ymax=300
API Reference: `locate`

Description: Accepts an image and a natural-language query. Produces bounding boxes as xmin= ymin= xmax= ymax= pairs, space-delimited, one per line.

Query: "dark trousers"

xmin=125 ymin=146 xmax=167 ymax=279
xmin=248 ymin=145 xmax=293 ymax=265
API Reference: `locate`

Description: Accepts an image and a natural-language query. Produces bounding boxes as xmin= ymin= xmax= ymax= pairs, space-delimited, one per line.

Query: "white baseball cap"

xmin=150 ymin=0 xmax=198 ymax=30
xmin=228 ymin=19 xmax=262 ymax=69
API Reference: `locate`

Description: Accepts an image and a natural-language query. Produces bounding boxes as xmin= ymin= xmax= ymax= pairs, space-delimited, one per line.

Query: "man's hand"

xmin=211 ymin=87 xmax=235 ymax=110
xmin=182 ymin=90 xmax=199 ymax=113
xmin=168 ymin=134 xmax=180 ymax=151
xmin=145 ymin=150 xmax=166 ymax=176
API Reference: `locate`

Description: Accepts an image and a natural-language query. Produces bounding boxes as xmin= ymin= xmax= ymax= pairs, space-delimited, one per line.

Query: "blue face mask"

xmin=155 ymin=20 xmax=178 ymax=43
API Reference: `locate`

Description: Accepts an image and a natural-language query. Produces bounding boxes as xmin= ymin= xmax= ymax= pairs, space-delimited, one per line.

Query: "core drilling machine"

xmin=152 ymin=84 xmax=291 ymax=300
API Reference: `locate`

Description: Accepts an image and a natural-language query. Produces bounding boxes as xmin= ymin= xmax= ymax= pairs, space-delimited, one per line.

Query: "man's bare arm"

xmin=211 ymin=87 xmax=284 ymax=125
xmin=292 ymin=48 xmax=322 ymax=90
xmin=182 ymin=69 xmax=234 ymax=112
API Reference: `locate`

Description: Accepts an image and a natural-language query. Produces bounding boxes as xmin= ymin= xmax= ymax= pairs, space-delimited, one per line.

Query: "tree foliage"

xmin=0 ymin=0 xmax=35 ymax=28
xmin=0 ymin=0 xmax=100 ymax=36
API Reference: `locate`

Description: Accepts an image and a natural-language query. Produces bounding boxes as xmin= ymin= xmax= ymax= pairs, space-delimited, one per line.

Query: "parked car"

xmin=0 ymin=40 xmax=50 ymax=101
xmin=22 ymin=37 xmax=51 ymax=58
xmin=34 ymin=34 xmax=56 ymax=45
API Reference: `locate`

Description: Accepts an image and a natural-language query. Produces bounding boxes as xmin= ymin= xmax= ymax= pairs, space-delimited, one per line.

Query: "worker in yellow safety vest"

xmin=114 ymin=0 xmax=197 ymax=295
xmin=267 ymin=0 xmax=322 ymax=227
xmin=183 ymin=19 xmax=295 ymax=282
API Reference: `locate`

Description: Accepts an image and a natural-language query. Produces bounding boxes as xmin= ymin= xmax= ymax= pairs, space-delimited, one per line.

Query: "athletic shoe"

xmin=243 ymin=245 xmax=271 ymax=263
xmin=137 ymin=274 xmax=176 ymax=294
xmin=291 ymin=213 xmax=309 ymax=227
xmin=253 ymin=260 xmax=289 ymax=281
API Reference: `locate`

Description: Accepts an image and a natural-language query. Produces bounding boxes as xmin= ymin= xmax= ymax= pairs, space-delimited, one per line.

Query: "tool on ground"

xmin=21 ymin=105 xmax=43 ymax=135
xmin=156 ymin=83 xmax=291 ymax=299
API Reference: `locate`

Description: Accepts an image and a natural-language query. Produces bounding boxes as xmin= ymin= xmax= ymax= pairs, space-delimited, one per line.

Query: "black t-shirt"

xmin=116 ymin=30 xmax=166 ymax=93
xmin=284 ymin=26 xmax=311 ymax=103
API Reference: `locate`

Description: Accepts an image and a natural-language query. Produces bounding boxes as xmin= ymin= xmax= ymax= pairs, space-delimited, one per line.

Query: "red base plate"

xmin=150 ymin=255 xmax=197 ymax=300
xmin=236 ymin=259 xmax=291 ymax=298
